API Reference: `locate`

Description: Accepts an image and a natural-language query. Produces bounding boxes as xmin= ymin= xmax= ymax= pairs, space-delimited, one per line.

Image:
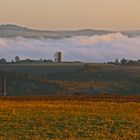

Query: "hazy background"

xmin=0 ymin=33 xmax=140 ymax=62
xmin=0 ymin=0 xmax=140 ymax=30
xmin=0 ymin=0 xmax=140 ymax=62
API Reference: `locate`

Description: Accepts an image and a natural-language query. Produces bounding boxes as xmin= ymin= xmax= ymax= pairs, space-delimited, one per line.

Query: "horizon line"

xmin=1 ymin=23 xmax=140 ymax=32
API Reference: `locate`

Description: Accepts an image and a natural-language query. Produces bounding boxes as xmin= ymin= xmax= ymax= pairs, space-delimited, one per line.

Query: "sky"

xmin=0 ymin=0 xmax=140 ymax=30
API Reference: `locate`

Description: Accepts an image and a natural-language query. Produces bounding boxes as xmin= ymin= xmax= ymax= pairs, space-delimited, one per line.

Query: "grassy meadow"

xmin=0 ymin=96 xmax=140 ymax=140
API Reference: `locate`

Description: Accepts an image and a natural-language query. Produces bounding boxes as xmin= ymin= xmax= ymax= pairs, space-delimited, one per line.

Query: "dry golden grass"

xmin=0 ymin=97 xmax=139 ymax=140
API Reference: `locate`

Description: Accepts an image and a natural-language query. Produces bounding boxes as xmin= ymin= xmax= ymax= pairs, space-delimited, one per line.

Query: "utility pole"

xmin=2 ymin=74 xmax=7 ymax=96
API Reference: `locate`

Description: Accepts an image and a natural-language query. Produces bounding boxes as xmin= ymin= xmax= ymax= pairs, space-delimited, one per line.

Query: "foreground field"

xmin=0 ymin=96 xmax=140 ymax=140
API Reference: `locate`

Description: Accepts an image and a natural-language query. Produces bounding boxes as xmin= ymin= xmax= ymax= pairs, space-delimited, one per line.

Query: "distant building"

xmin=54 ymin=52 xmax=62 ymax=62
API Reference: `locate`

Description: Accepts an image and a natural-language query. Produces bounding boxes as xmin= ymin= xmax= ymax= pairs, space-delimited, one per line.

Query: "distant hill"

xmin=0 ymin=24 xmax=140 ymax=38
xmin=122 ymin=30 xmax=140 ymax=37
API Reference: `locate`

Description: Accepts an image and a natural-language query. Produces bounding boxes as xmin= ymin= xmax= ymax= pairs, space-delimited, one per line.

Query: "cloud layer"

xmin=0 ymin=33 xmax=140 ymax=62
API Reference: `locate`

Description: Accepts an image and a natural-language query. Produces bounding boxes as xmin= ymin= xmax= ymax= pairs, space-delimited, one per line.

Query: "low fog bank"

xmin=0 ymin=33 xmax=140 ymax=62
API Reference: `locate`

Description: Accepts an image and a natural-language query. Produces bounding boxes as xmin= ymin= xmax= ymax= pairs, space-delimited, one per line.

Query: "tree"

xmin=115 ymin=58 xmax=119 ymax=65
xmin=15 ymin=56 xmax=20 ymax=62
xmin=0 ymin=58 xmax=6 ymax=64
xmin=121 ymin=58 xmax=127 ymax=65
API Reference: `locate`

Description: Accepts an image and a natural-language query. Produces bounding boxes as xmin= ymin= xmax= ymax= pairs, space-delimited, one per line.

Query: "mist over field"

xmin=0 ymin=33 xmax=140 ymax=62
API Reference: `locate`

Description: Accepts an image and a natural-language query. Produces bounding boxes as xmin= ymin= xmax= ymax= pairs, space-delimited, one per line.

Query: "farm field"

xmin=0 ymin=63 xmax=140 ymax=96
xmin=0 ymin=63 xmax=84 ymax=76
xmin=0 ymin=96 xmax=140 ymax=140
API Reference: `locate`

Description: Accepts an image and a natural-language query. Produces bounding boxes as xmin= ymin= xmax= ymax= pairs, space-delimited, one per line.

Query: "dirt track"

xmin=0 ymin=95 xmax=140 ymax=103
